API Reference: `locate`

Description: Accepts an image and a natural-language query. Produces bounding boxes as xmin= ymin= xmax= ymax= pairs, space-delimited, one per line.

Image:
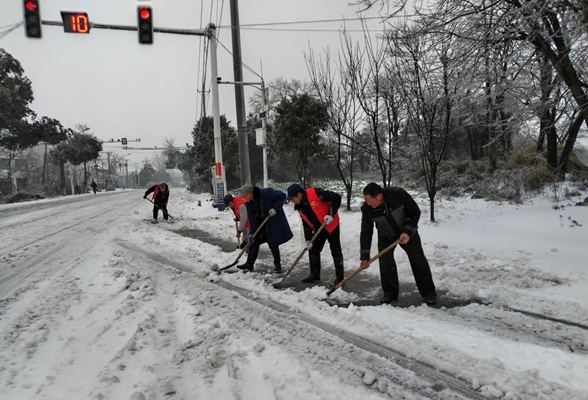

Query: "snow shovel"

xmin=274 ymin=221 xmax=327 ymax=287
xmin=219 ymin=215 xmax=271 ymax=271
xmin=326 ymin=238 xmax=401 ymax=296
xmin=145 ymin=198 xmax=177 ymax=221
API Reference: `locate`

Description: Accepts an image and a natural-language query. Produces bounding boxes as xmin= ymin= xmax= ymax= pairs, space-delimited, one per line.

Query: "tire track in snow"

xmin=118 ymin=242 xmax=487 ymax=400
xmin=0 ymin=193 xmax=135 ymax=300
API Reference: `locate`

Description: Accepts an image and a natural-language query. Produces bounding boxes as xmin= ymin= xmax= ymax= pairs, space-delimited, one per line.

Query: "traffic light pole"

xmin=41 ymin=20 xmax=208 ymax=37
xmin=208 ymin=24 xmax=226 ymax=211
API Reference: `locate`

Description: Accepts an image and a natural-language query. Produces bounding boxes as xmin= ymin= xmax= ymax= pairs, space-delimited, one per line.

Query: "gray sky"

xmin=1 ymin=0 xmax=389 ymax=169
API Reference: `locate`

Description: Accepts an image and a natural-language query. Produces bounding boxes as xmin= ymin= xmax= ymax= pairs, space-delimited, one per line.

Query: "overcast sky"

xmin=1 ymin=0 xmax=394 ymax=169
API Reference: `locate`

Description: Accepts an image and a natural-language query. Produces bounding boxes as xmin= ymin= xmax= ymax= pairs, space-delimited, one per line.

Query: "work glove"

xmin=233 ymin=217 xmax=239 ymax=222
xmin=143 ymin=195 xmax=147 ymax=199
xmin=268 ymin=208 xmax=276 ymax=218
xmin=324 ymin=215 xmax=334 ymax=225
xmin=305 ymin=242 xmax=313 ymax=251
xmin=248 ymin=234 xmax=255 ymax=244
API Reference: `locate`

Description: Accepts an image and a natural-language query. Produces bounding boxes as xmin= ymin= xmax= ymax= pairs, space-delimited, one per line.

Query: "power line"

xmin=218 ymin=15 xmax=415 ymax=28
xmin=240 ymin=27 xmax=385 ymax=33
xmin=0 ymin=22 xmax=23 ymax=41
xmin=216 ymin=37 xmax=262 ymax=79
xmin=0 ymin=22 xmax=21 ymax=30
xmin=195 ymin=0 xmax=204 ymax=125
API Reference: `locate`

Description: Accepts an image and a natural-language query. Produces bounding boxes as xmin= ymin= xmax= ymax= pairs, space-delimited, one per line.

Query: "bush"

xmin=508 ymin=147 xmax=547 ymax=168
xmin=523 ymin=164 xmax=555 ymax=190
xmin=6 ymin=192 xmax=44 ymax=203
xmin=439 ymin=159 xmax=488 ymax=176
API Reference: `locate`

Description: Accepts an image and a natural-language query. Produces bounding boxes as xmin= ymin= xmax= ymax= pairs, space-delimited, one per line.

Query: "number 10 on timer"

xmin=61 ymin=11 xmax=90 ymax=34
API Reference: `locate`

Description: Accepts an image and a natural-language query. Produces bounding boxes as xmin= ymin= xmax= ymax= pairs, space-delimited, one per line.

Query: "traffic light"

xmin=23 ymin=0 xmax=42 ymax=38
xmin=137 ymin=6 xmax=153 ymax=44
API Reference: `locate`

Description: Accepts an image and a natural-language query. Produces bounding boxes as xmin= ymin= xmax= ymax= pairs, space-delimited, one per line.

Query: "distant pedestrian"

xmin=360 ymin=182 xmax=437 ymax=305
xmin=236 ymin=184 xmax=293 ymax=273
xmin=285 ymin=183 xmax=344 ymax=287
xmin=91 ymin=180 xmax=97 ymax=194
xmin=224 ymin=193 xmax=250 ymax=249
xmin=144 ymin=182 xmax=170 ymax=222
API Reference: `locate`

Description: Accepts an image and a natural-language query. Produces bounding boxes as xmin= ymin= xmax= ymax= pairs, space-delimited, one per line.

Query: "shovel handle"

xmin=145 ymin=198 xmax=176 ymax=220
xmin=326 ymin=238 xmax=401 ymax=296
xmin=277 ymin=221 xmax=328 ymax=285
xmin=220 ymin=215 xmax=271 ymax=271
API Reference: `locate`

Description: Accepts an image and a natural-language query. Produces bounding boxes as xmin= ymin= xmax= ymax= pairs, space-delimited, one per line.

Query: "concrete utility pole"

xmin=229 ymin=0 xmax=251 ymax=185
xmin=261 ymin=80 xmax=269 ymax=188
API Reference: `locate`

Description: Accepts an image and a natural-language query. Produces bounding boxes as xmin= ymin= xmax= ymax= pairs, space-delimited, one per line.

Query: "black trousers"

xmin=153 ymin=204 xmax=168 ymax=220
xmin=244 ymin=225 xmax=281 ymax=268
xmin=309 ymin=226 xmax=343 ymax=258
xmin=377 ymin=231 xmax=436 ymax=298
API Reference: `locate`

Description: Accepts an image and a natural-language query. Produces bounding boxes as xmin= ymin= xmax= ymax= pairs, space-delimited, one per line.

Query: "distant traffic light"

xmin=23 ymin=0 xmax=42 ymax=38
xmin=137 ymin=6 xmax=153 ymax=44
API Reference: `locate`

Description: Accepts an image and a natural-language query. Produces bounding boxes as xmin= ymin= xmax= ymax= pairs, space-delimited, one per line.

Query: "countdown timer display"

xmin=60 ymin=11 xmax=90 ymax=33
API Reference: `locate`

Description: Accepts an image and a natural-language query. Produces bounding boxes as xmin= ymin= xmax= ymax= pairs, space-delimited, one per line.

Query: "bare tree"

xmin=341 ymin=22 xmax=397 ymax=187
xmin=306 ymin=44 xmax=364 ymax=210
xmin=388 ymin=23 xmax=457 ymax=221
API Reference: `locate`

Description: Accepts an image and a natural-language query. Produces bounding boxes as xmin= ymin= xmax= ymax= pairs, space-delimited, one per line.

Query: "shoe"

xmin=424 ymin=294 xmax=437 ymax=306
xmin=380 ymin=294 xmax=398 ymax=305
xmin=301 ymin=275 xmax=321 ymax=283
xmin=151 ymin=219 xmax=158 ymax=224
xmin=237 ymin=264 xmax=253 ymax=271
xmin=274 ymin=265 xmax=282 ymax=273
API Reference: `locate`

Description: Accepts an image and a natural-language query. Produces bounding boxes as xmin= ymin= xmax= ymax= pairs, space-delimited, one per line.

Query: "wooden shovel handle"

xmin=326 ymin=238 xmax=401 ymax=296
xmin=220 ymin=215 xmax=271 ymax=271
xmin=277 ymin=221 xmax=328 ymax=285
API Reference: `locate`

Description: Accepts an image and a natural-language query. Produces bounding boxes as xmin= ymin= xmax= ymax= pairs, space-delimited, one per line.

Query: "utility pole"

xmin=261 ymin=80 xmax=269 ymax=188
xmin=68 ymin=163 xmax=75 ymax=195
xmin=229 ymin=0 xmax=251 ymax=185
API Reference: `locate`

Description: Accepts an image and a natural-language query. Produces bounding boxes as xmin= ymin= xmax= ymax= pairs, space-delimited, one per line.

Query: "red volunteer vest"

xmin=298 ymin=187 xmax=339 ymax=233
xmin=152 ymin=184 xmax=169 ymax=206
xmin=233 ymin=196 xmax=251 ymax=229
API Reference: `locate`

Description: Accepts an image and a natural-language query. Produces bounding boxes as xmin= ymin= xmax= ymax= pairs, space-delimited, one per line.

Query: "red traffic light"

xmin=23 ymin=0 xmax=41 ymax=38
xmin=137 ymin=6 xmax=153 ymax=44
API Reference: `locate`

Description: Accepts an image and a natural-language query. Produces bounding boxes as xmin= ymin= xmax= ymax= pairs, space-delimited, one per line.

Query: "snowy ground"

xmin=1 ymin=186 xmax=587 ymax=400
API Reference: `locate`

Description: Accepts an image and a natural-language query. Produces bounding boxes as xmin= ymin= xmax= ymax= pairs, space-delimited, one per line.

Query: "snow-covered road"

xmin=1 ymin=189 xmax=587 ymax=400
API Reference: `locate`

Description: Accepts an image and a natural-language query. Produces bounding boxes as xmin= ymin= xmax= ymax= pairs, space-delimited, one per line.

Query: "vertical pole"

xmin=229 ymin=0 xmax=251 ymax=185
xmin=125 ymin=164 xmax=128 ymax=190
xmin=261 ymin=80 xmax=268 ymax=188
xmin=209 ymin=24 xmax=226 ymax=211
xmin=69 ymin=163 xmax=75 ymax=195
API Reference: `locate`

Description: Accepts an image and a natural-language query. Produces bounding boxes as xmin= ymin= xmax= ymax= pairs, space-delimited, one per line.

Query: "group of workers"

xmin=143 ymin=180 xmax=437 ymax=305
xmin=224 ymin=182 xmax=438 ymax=306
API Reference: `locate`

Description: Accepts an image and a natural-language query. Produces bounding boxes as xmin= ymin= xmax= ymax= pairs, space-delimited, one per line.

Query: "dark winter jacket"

xmin=145 ymin=183 xmax=169 ymax=206
xmin=294 ymin=188 xmax=341 ymax=240
xmin=246 ymin=187 xmax=293 ymax=248
xmin=360 ymin=187 xmax=421 ymax=260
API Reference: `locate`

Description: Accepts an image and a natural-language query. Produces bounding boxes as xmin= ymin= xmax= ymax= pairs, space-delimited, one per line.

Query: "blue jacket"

xmin=246 ymin=187 xmax=293 ymax=248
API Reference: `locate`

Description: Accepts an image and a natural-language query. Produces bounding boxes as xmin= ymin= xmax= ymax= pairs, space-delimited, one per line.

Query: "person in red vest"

xmin=285 ymin=183 xmax=344 ymax=286
xmin=143 ymin=182 xmax=170 ymax=222
xmin=224 ymin=194 xmax=250 ymax=249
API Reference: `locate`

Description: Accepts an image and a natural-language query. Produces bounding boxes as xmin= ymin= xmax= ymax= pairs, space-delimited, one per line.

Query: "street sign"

xmin=121 ymin=138 xmax=128 ymax=145
xmin=61 ymin=12 xmax=90 ymax=33
xmin=256 ymin=127 xmax=266 ymax=146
